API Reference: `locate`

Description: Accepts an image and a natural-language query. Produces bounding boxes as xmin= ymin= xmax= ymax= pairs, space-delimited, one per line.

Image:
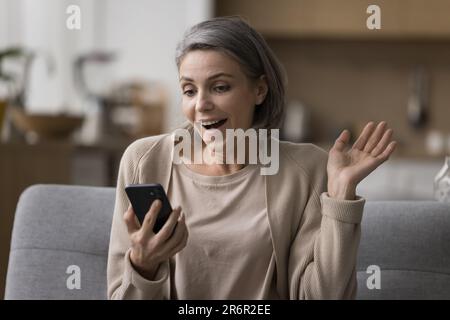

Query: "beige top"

xmin=167 ymin=163 xmax=278 ymax=299
xmin=107 ymin=133 xmax=366 ymax=300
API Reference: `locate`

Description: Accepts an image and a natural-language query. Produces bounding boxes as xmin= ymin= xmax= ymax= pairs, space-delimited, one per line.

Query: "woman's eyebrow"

xmin=179 ymin=72 xmax=234 ymax=82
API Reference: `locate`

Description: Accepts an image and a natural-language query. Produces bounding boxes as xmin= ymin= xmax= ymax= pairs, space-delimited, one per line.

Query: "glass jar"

xmin=434 ymin=156 xmax=450 ymax=202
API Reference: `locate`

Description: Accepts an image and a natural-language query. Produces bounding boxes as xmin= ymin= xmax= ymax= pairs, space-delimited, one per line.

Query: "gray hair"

xmin=175 ymin=16 xmax=287 ymax=129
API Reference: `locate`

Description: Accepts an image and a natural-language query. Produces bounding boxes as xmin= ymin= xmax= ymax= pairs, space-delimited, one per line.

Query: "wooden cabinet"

xmin=216 ymin=0 xmax=450 ymax=39
xmin=0 ymin=141 xmax=126 ymax=298
xmin=0 ymin=143 xmax=72 ymax=298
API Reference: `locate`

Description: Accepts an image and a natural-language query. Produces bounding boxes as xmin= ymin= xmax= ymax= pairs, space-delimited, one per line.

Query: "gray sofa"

xmin=4 ymin=184 xmax=450 ymax=299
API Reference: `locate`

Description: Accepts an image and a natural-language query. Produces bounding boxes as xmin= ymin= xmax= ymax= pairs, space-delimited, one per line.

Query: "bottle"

xmin=407 ymin=66 xmax=429 ymax=129
xmin=434 ymin=156 xmax=450 ymax=202
xmin=282 ymin=100 xmax=311 ymax=143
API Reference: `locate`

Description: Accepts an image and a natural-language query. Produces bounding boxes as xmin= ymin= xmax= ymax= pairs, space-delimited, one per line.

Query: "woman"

xmin=107 ymin=16 xmax=396 ymax=300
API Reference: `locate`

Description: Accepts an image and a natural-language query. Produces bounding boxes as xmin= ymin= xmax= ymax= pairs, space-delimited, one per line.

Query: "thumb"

xmin=332 ymin=130 xmax=350 ymax=152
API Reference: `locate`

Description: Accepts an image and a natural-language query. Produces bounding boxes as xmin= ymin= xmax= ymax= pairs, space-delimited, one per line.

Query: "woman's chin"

xmin=202 ymin=128 xmax=227 ymax=145
xmin=199 ymin=120 xmax=229 ymax=144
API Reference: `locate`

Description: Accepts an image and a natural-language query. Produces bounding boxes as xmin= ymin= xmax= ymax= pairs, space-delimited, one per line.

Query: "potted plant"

xmin=0 ymin=47 xmax=25 ymax=134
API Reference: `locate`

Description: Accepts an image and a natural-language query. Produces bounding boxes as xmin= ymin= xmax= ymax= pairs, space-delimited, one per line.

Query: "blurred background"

xmin=1 ymin=0 xmax=450 ymax=298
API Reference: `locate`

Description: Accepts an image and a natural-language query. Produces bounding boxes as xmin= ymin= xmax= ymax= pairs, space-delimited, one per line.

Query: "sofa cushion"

xmin=357 ymin=201 xmax=450 ymax=299
xmin=5 ymin=184 xmax=115 ymax=300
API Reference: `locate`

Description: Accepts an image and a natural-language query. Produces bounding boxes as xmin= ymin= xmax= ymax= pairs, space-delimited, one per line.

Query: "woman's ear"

xmin=255 ymin=75 xmax=268 ymax=106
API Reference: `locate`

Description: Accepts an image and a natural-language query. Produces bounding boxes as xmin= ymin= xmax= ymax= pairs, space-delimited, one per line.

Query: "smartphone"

xmin=125 ymin=183 xmax=173 ymax=233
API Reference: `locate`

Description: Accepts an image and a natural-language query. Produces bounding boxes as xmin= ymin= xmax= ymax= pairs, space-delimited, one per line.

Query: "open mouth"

xmin=201 ymin=118 xmax=227 ymax=130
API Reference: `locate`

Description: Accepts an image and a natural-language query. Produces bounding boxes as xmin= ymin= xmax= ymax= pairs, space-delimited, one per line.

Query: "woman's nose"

xmin=195 ymin=91 xmax=214 ymax=113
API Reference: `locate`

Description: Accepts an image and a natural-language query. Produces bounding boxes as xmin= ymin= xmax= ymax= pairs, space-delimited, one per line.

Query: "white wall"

xmin=104 ymin=0 xmax=212 ymax=129
xmin=100 ymin=0 xmax=214 ymax=131
xmin=0 ymin=0 xmax=213 ymax=138
xmin=0 ymin=0 xmax=22 ymax=47
xmin=1 ymin=0 xmax=108 ymax=116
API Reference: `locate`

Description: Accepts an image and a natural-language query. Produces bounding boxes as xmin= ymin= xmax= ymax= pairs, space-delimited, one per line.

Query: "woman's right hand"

xmin=123 ymin=200 xmax=189 ymax=280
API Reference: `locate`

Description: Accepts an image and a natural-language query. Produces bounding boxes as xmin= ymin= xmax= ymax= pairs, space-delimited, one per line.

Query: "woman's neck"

xmin=185 ymin=133 xmax=248 ymax=176
xmin=186 ymin=162 xmax=246 ymax=176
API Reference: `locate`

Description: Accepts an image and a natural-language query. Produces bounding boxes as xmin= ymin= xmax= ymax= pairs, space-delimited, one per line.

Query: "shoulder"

xmin=279 ymin=140 xmax=329 ymax=193
xmin=121 ymin=133 xmax=172 ymax=166
xmin=280 ymin=140 xmax=328 ymax=170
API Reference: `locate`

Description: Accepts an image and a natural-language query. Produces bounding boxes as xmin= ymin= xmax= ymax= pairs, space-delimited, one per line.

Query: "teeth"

xmin=202 ymin=119 xmax=223 ymax=126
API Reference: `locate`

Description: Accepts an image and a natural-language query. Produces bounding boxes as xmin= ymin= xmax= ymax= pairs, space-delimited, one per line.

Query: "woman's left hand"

xmin=327 ymin=121 xmax=397 ymax=200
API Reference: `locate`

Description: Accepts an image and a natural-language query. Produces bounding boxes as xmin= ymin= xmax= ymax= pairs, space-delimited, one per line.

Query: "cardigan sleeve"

xmin=288 ymin=189 xmax=365 ymax=299
xmin=106 ymin=141 xmax=170 ymax=300
xmin=287 ymin=151 xmax=366 ymax=299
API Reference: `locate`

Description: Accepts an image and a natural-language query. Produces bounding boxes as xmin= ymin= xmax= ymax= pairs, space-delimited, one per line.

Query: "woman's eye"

xmin=214 ymin=85 xmax=230 ymax=93
xmin=183 ymin=89 xmax=195 ymax=97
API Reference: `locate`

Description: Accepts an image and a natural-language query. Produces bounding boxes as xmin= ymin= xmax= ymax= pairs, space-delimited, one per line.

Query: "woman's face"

xmin=179 ymin=50 xmax=267 ymax=143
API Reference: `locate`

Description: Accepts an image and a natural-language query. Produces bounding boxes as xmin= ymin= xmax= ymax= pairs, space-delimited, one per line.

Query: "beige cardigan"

xmin=107 ymin=133 xmax=365 ymax=299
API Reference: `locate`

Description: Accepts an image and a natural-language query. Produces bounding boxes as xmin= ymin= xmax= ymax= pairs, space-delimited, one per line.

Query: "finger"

xmin=332 ymin=130 xmax=350 ymax=152
xmin=163 ymin=212 xmax=187 ymax=251
xmin=371 ymin=128 xmax=393 ymax=157
xmin=124 ymin=205 xmax=140 ymax=234
xmin=141 ymin=199 xmax=162 ymax=239
xmin=166 ymin=226 xmax=189 ymax=258
xmin=155 ymin=206 xmax=182 ymax=243
xmin=376 ymin=141 xmax=397 ymax=161
xmin=363 ymin=121 xmax=387 ymax=153
xmin=353 ymin=140 xmax=397 ymax=180
xmin=352 ymin=122 xmax=375 ymax=150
